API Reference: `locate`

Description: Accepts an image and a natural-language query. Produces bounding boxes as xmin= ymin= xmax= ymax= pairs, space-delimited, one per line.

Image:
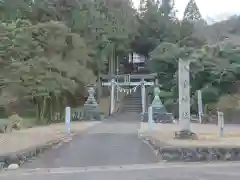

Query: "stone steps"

xmin=122 ymin=108 xmax=141 ymax=112
xmin=120 ymin=89 xmax=142 ymax=113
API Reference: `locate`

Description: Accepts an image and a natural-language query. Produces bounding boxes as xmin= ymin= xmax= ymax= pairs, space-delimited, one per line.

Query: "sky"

xmin=133 ymin=0 xmax=240 ymax=22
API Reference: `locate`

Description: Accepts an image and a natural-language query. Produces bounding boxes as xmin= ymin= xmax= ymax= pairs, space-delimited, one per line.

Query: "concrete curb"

xmin=0 ymin=121 xmax=101 ymax=170
xmin=0 ymin=134 xmax=75 ymax=170
xmin=138 ymin=133 xmax=240 ymax=162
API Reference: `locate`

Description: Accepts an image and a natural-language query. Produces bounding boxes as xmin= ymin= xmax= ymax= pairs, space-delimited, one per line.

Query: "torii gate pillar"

xmin=141 ymin=78 xmax=146 ymax=114
xmin=110 ymin=79 xmax=115 ymax=115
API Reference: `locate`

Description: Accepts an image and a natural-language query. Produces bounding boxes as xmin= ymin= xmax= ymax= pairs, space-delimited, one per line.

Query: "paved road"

xmin=22 ymin=112 xmax=158 ymax=168
xmin=3 ymin=112 xmax=240 ymax=179
xmin=2 ymin=162 xmax=240 ymax=179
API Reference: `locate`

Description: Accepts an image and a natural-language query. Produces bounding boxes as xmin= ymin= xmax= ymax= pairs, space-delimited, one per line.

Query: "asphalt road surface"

xmin=22 ymin=112 xmax=158 ymax=168
xmin=1 ymin=162 xmax=240 ymax=180
xmin=2 ymin=112 xmax=240 ymax=179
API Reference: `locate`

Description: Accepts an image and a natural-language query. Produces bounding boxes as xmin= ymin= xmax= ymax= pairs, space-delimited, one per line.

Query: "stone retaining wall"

xmin=141 ymin=136 xmax=240 ymax=162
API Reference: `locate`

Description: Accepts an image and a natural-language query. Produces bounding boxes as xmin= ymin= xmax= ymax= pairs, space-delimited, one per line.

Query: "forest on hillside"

xmin=1 ymin=0 xmax=240 ymax=123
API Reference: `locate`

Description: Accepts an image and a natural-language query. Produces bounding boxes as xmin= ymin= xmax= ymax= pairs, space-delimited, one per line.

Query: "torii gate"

xmin=102 ymin=74 xmax=154 ymax=115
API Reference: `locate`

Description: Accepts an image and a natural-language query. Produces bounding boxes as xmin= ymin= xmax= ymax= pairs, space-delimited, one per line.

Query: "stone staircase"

xmin=120 ymin=88 xmax=142 ymax=113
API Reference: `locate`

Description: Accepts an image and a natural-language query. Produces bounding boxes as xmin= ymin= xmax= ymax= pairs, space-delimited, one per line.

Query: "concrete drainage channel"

xmin=0 ymin=136 xmax=73 ymax=171
xmin=139 ymin=134 xmax=240 ymax=162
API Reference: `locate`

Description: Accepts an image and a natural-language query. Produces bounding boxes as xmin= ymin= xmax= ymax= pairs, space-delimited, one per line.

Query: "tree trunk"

xmin=39 ymin=96 xmax=47 ymax=124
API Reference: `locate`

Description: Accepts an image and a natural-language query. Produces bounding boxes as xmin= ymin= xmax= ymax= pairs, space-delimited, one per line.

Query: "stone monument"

xmin=152 ymin=86 xmax=164 ymax=111
xmin=82 ymin=86 xmax=104 ymax=121
xmin=151 ymin=85 xmax=173 ymax=123
xmin=174 ymin=59 xmax=197 ymax=140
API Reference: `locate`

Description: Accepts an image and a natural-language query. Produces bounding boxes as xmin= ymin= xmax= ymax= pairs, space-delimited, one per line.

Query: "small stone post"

xmin=148 ymin=106 xmax=153 ymax=129
xmin=65 ymin=106 xmax=71 ymax=135
xmin=141 ymin=78 xmax=146 ymax=114
xmin=116 ymin=70 xmax=119 ymax=102
xmin=217 ymin=110 xmax=224 ymax=137
xmin=110 ymin=79 xmax=115 ymax=114
xmin=197 ymin=90 xmax=203 ymax=124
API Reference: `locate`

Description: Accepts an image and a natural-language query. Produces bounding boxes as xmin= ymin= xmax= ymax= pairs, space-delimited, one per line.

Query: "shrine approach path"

xmin=22 ymin=112 xmax=158 ymax=168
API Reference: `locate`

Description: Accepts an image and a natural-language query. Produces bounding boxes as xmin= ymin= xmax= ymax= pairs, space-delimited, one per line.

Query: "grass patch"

xmin=198 ymin=132 xmax=240 ymax=138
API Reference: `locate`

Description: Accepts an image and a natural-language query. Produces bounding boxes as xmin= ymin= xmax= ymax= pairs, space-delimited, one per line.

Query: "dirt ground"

xmin=139 ymin=122 xmax=240 ymax=147
xmin=0 ymin=121 xmax=98 ymax=155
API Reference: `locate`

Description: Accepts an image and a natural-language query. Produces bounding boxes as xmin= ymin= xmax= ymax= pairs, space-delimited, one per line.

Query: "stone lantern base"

xmin=82 ymin=86 xmax=104 ymax=121
xmin=174 ymin=130 xmax=198 ymax=140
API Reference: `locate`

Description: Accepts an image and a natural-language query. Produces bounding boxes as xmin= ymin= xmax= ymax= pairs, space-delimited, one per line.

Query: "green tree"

xmin=132 ymin=0 xmax=176 ymax=56
xmin=0 ymin=0 xmax=138 ymax=121
xmin=183 ymin=0 xmax=202 ymax=22
xmin=1 ymin=20 xmax=95 ymax=123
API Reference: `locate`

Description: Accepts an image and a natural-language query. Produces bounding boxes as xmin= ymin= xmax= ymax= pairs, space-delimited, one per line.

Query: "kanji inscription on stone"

xmin=183 ymin=80 xmax=188 ymax=88
xmin=182 ymin=112 xmax=189 ymax=117
xmin=178 ymin=59 xmax=190 ymax=130
xmin=181 ymin=96 xmax=188 ymax=102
